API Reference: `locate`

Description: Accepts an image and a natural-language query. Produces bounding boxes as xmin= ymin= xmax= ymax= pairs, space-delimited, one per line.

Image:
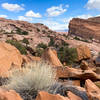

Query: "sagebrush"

xmin=5 ymin=62 xmax=56 ymax=97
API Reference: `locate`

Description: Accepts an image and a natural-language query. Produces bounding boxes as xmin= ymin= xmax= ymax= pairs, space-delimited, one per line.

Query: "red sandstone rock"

xmin=67 ymin=67 xmax=100 ymax=80
xmin=42 ymin=47 xmax=63 ymax=67
xmin=0 ymin=88 xmax=23 ymax=100
xmin=76 ymin=45 xmax=91 ymax=61
xmin=67 ymin=91 xmax=82 ymax=100
xmin=85 ymin=79 xmax=100 ymax=100
xmin=69 ymin=17 xmax=100 ymax=41
xmin=36 ymin=91 xmax=69 ymax=100
xmin=0 ymin=42 xmax=22 ymax=77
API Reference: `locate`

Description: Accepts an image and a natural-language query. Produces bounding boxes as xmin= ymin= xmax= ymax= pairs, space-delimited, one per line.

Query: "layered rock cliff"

xmin=68 ymin=16 xmax=100 ymax=42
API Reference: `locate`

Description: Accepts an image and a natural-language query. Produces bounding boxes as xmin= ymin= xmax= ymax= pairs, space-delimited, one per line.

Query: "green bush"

xmin=58 ymin=46 xmax=78 ymax=65
xmin=16 ymin=27 xmax=28 ymax=35
xmin=95 ymin=82 xmax=100 ymax=88
xmin=5 ymin=62 xmax=56 ymax=99
xmin=35 ymin=48 xmax=44 ymax=57
xmin=74 ymin=36 xmax=81 ymax=40
xmin=37 ymin=43 xmax=47 ymax=49
xmin=6 ymin=40 xmax=27 ymax=55
xmin=22 ymin=38 xmax=29 ymax=45
xmin=48 ymin=37 xmax=55 ymax=46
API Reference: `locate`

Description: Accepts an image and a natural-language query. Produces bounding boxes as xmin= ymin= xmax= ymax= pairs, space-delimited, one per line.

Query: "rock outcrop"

xmin=67 ymin=67 xmax=100 ymax=81
xmin=42 ymin=47 xmax=63 ymax=67
xmin=0 ymin=42 xmax=22 ymax=76
xmin=76 ymin=45 xmax=91 ymax=61
xmin=0 ymin=88 xmax=23 ymax=100
xmin=36 ymin=91 xmax=69 ymax=100
xmin=69 ymin=17 xmax=100 ymax=42
xmin=85 ymin=79 xmax=100 ymax=100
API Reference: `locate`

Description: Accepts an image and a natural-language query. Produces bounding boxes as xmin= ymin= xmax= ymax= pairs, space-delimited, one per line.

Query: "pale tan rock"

xmin=80 ymin=60 xmax=89 ymax=70
xmin=0 ymin=42 xmax=22 ymax=77
xmin=42 ymin=48 xmax=63 ymax=67
xmin=85 ymin=79 xmax=100 ymax=100
xmin=22 ymin=55 xmax=41 ymax=64
xmin=67 ymin=91 xmax=82 ymax=100
xmin=0 ymin=88 xmax=23 ymax=100
xmin=36 ymin=91 xmax=69 ymax=100
xmin=67 ymin=67 xmax=100 ymax=80
xmin=76 ymin=45 xmax=91 ymax=61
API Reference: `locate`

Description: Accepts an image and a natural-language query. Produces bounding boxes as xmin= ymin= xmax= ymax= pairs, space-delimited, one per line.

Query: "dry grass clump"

xmin=4 ymin=61 xmax=56 ymax=99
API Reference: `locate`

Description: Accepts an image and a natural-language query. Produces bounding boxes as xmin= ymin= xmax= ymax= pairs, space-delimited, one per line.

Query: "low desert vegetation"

xmin=58 ymin=46 xmax=78 ymax=65
xmin=22 ymin=38 xmax=29 ymax=45
xmin=4 ymin=62 xmax=56 ymax=99
xmin=37 ymin=43 xmax=47 ymax=49
xmin=16 ymin=27 xmax=28 ymax=35
xmin=6 ymin=40 xmax=27 ymax=55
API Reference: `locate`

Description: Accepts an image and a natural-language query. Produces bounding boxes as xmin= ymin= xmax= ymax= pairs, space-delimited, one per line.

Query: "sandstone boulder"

xmin=42 ymin=47 xmax=63 ymax=67
xmin=0 ymin=88 xmax=23 ymax=100
xmin=67 ymin=67 xmax=100 ymax=80
xmin=67 ymin=91 xmax=82 ymax=100
xmin=0 ymin=42 xmax=22 ymax=76
xmin=76 ymin=45 xmax=91 ymax=61
xmin=22 ymin=55 xmax=41 ymax=64
xmin=85 ymin=79 xmax=100 ymax=100
xmin=36 ymin=91 xmax=69 ymax=100
xmin=80 ymin=60 xmax=89 ymax=70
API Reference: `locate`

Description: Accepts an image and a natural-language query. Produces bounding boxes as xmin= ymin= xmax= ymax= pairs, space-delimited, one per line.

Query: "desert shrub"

xmin=37 ymin=43 xmax=47 ymax=49
xmin=6 ymin=40 xmax=27 ymax=55
xmin=95 ymin=82 xmax=100 ymax=88
xmin=37 ymin=28 xmax=40 ymax=32
xmin=5 ymin=62 xmax=56 ymax=99
xmin=22 ymin=38 xmax=29 ymax=45
xmin=35 ymin=48 xmax=44 ymax=57
xmin=58 ymin=46 xmax=78 ymax=65
xmin=16 ymin=27 xmax=28 ymax=35
xmin=74 ymin=36 xmax=81 ymax=40
xmin=48 ymin=37 xmax=55 ymax=46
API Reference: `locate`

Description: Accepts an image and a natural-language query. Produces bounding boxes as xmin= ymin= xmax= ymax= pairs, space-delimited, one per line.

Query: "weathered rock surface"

xmin=0 ymin=88 xmax=23 ymax=100
xmin=69 ymin=17 xmax=100 ymax=41
xmin=67 ymin=91 xmax=82 ymax=100
xmin=0 ymin=18 xmax=67 ymax=55
xmin=80 ymin=60 xmax=89 ymax=70
xmin=42 ymin=47 xmax=63 ymax=67
xmin=0 ymin=42 xmax=22 ymax=77
xmin=36 ymin=91 xmax=69 ymax=100
xmin=76 ymin=45 xmax=91 ymax=61
xmin=67 ymin=67 xmax=100 ymax=80
xmin=85 ymin=79 xmax=100 ymax=100
xmin=22 ymin=55 xmax=41 ymax=63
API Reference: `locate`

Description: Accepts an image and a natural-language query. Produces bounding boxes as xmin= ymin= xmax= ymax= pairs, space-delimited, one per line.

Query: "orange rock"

xmin=22 ymin=55 xmax=41 ymax=64
xmin=42 ymin=47 xmax=63 ymax=67
xmin=36 ymin=91 xmax=69 ymax=100
xmin=67 ymin=91 xmax=82 ymax=100
xmin=80 ymin=60 xmax=89 ymax=70
xmin=76 ymin=45 xmax=91 ymax=61
xmin=56 ymin=66 xmax=69 ymax=78
xmin=67 ymin=67 xmax=100 ymax=80
xmin=0 ymin=42 xmax=22 ymax=77
xmin=85 ymin=79 xmax=100 ymax=100
xmin=0 ymin=88 xmax=23 ymax=100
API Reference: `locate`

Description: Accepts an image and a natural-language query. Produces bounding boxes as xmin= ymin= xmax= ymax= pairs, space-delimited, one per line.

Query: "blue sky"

xmin=0 ymin=0 xmax=100 ymax=31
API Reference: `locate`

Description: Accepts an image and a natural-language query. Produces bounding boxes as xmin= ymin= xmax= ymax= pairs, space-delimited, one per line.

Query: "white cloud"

xmin=0 ymin=15 xmax=8 ymax=18
xmin=40 ymin=20 xmax=68 ymax=31
xmin=1 ymin=3 xmax=24 ymax=12
xmin=25 ymin=10 xmax=42 ymax=18
xmin=85 ymin=0 xmax=100 ymax=10
xmin=46 ymin=4 xmax=68 ymax=17
xmin=77 ymin=14 xmax=92 ymax=19
xmin=18 ymin=16 xmax=33 ymax=21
